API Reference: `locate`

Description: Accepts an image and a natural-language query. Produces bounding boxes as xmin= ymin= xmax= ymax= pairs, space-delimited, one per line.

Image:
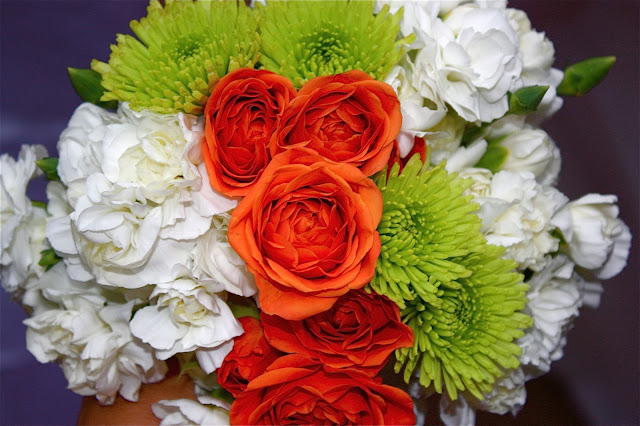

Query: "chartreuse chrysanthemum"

xmin=91 ymin=0 xmax=260 ymax=114
xmin=258 ymin=0 xmax=410 ymax=88
xmin=371 ymin=156 xmax=532 ymax=401
xmin=371 ymin=159 xmax=485 ymax=308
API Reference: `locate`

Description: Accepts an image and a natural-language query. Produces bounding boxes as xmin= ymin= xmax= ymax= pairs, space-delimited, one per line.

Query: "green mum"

xmin=371 ymin=159 xmax=485 ymax=308
xmin=91 ymin=0 xmax=260 ymax=114
xmin=372 ymin=156 xmax=532 ymax=401
xmin=258 ymin=0 xmax=409 ymax=88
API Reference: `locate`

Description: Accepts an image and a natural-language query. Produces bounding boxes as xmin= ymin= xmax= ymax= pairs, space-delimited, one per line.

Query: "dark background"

xmin=1 ymin=1 xmax=637 ymax=424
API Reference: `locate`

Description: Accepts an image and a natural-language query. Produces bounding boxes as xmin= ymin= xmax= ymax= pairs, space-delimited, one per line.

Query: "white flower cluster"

xmin=375 ymin=0 xmax=631 ymax=422
xmin=1 ymin=144 xmax=48 ymax=295
xmin=0 ymin=103 xmax=256 ymax=405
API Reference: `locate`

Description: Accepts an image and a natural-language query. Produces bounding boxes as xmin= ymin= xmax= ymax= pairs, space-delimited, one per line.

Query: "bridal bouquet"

xmin=1 ymin=0 xmax=631 ymax=424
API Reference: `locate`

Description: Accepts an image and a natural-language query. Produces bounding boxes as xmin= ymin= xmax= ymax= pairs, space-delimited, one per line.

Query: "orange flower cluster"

xmin=230 ymin=354 xmax=415 ymax=425
xmin=204 ymin=68 xmax=401 ymax=321
xmin=218 ymin=291 xmax=415 ymax=425
xmin=203 ymin=68 xmax=414 ymax=425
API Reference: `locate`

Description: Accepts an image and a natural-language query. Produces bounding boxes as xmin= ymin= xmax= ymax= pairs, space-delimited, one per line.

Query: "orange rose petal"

xmin=360 ymin=139 xmax=395 ymax=176
xmin=257 ymin=277 xmax=339 ymax=320
xmin=231 ymin=354 xmax=416 ymax=425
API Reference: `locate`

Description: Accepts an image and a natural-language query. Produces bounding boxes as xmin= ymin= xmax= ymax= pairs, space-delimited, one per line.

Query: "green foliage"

xmin=67 ymin=68 xmax=118 ymax=109
xmin=39 ymin=249 xmax=62 ymax=271
xmin=178 ymin=358 xmax=202 ymax=379
xmin=461 ymin=122 xmax=489 ymax=146
xmin=557 ymin=56 xmax=616 ymax=96
xmin=35 ymin=157 xmax=60 ymax=182
xmin=475 ymin=144 xmax=509 ymax=173
xmin=208 ymin=385 xmax=234 ymax=405
xmin=226 ymin=294 xmax=260 ymax=320
xmin=508 ymin=85 xmax=549 ymax=115
xmin=31 ymin=200 xmax=47 ymax=210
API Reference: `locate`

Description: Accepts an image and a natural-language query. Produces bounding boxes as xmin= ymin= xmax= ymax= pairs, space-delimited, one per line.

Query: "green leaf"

xmin=67 ymin=67 xmax=117 ymax=109
xmin=508 ymin=85 xmax=549 ymax=115
xmin=31 ymin=200 xmax=47 ymax=210
xmin=557 ymin=56 xmax=616 ymax=96
xmin=39 ymin=249 xmax=62 ymax=271
xmin=475 ymin=145 xmax=509 ymax=173
xmin=208 ymin=386 xmax=234 ymax=404
xmin=178 ymin=359 xmax=202 ymax=379
xmin=35 ymin=157 xmax=60 ymax=182
xmin=461 ymin=122 xmax=489 ymax=146
xmin=485 ymin=134 xmax=508 ymax=146
xmin=226 ymin=294 xmax=260 ymax=320
xmin=550 ymin=228 xmax=568 ymax=246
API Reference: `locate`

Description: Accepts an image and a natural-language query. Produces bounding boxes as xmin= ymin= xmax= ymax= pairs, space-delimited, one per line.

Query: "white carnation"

xmin=56 ymin=104 xmax=114 ymax=189
xmin=375 ymin=1 xmax=441 ymax=48
xmin=438 ymin=1 xmax=508 ymax=17
xmin=390 ymin=1 xmax=522 ymax=127
xmin=506 ymin=8 xmax=564 ymax=123
xmin=501 ymin=131 xmax=559 ymax=183
xmin=24 ymin=274 xmax=166 ymax=404
xmin=551 ymin=194 xmax=632 ymax=279
xmin=481 ymin=254 xmax=602 ymax=415
xmin=191 ymin=214 xmax=256 ymax=298
xmin=49 ymin=102 xmax=236 ymax=288
xmin=385 ymin=64 xmax=447 ymax=157
xmin=46 ymin=181 xmax=72 ymax=218
xmin=472 ymin=171 xmax=567 ymax=270
xmin=438 ymin=5 xmax=522 ymax=122
xmin=0 ymin=145 xmax=48 ymax=294
xmin=439 ymin=393 xmax=475 ymax=426
xmin=444 ymin=139 xmax=488 ymax=173
xmin=129 ymin=278 xmax=242 ymax=371
xmin=153 ymin=397 xmax=229 ymax=426
xmin=479 ymin=367 xmax=526 ymax=416
xmin=518 ymin=256 xmax=585 ymax=375
xmin=486 ymin=116 xmax=561 ymax=185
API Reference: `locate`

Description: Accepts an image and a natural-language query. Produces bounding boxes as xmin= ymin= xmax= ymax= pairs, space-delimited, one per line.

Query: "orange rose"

xmin=229 ymin=354 xmax=416 ymax=426
xmin=227 ymin=148 xmax=382 ymax=320
xmin=271 ymin=70 xmax=401 ymax=176
xmin=261 ymin=289 xmax=414 ymax=375
xmin=217 ymin=316 xmax=282 ymax=398
xmin=203 ymin=68 xmax=296 ymax=197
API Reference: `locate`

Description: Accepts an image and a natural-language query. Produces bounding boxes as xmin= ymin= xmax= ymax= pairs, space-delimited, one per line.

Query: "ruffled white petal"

xmin=551 ymin=193 xmax=632 ymax=279
xmin=152 ymin=399 xmax=229 ymax=426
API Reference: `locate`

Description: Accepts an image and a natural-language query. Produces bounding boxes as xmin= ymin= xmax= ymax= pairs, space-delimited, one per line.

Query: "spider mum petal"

xmin=258 ymin=0 xmax=409 ymax=88
xmin=92 ymin=0 xmax=260 ymax=114
xmin=372 ymin=155 xmax=532 ymax=401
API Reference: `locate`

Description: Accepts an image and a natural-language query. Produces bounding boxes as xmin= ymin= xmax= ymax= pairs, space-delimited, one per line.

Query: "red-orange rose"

xmin=203 ymin=68 xmax=296 ymax=197
xmin=227 ymin=147 xmax=382 ymax=320
xmin=271 ymin=70 xmax=401 ymax=176
xmin=217 ymin=316 xmax=282 ymax=398
xmin=261 ymin=289 xmax=413 ymax=375
xmin=229 ymin=354 xmax=416 ymax=426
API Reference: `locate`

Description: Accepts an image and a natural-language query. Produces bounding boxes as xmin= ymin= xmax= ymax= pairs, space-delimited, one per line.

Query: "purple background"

xmin=1 ymin=1 xmax=638 ymax=424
